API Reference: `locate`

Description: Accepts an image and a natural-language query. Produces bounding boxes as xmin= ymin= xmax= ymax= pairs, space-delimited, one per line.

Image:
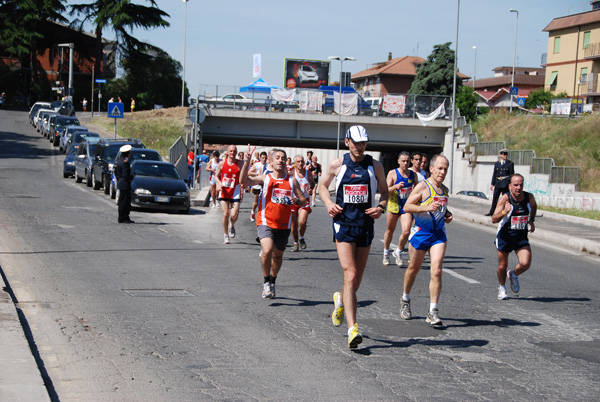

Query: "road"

xmin=1 ymin=110 xmax=599 ymax=401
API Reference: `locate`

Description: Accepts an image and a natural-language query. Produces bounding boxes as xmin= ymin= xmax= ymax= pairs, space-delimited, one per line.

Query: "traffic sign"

xmin=108 ymin=102 xmax=124 ymax=119
xmin=189 ymin=107 xmax=206 ymax=124
xmin=95 ymin=79 xmax=107 ymax=84
xmin=517 ymin=97 xmax=526 ymax=106
xmin=510 ymin=87 xmax=519 ymax=96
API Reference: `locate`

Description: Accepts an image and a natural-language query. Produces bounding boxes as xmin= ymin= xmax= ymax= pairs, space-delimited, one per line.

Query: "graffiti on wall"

xmin=524 ymin=175 xmax=551 ymax=197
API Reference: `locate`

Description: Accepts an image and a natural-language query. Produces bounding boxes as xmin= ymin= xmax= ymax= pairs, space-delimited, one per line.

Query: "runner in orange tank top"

xmin=240 ymin=145 xmax=307 ymax=299
xmin=215 ymin=145 xmax=244 ymax=244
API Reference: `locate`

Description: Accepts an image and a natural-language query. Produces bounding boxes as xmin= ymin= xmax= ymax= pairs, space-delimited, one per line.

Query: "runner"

xmin=205 ymin=151 xmax=220 ymax=208
xmin=308 ymin=155 xmax=322 ymax=207
xmin=250 ymin=151 xmax=268 ymax=221
xmin=400 ymin=154 xmax=453 ymax=327
xmin=214 ymin=145 xmax=244 ymax=244
xmin=410 ymin=151 xmax=425 ymax=182
xmin=319 ymin=125 xmax=389 ymax=349
xmin=240 ymin=145 xmax=307 ymax=299
xmin=382 ymin=151 xmax=417 ymax=266
xmin=290 ymin=154 xmax=315 ymax=251
xmin=491 ymin=173 xmax=536 ymax=300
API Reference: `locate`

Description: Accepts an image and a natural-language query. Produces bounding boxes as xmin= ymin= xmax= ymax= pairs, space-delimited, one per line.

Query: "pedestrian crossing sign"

xmin=108 ymin=102 xmax=124 ymax=119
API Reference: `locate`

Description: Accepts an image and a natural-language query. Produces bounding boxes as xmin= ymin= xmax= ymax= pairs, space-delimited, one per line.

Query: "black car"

xmin=91 ymin=138 xmax=145 ymax=194
xmin=109 ymin=149 xmax=162 ymax=199
xmin=125 ymin=160 xmax=190 ymax=214
xmin=51 ymin=116 xmax=80 ymax=146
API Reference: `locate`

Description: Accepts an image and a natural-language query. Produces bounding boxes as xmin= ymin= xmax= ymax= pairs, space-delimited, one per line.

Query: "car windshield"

xmin=131 ymin=151 xmax=161 ymax=161
xmin=134 ymin=164 xmax=180 ymax=179
xmin=73 ymin=132 xmax=100 ymax=143
xmin=57 ymin=117 xmax=80 ymax=125
xmin=51 ymin=101 xmax=62 ymax=109
xmin=67 ymin=145 xmax=79 ymax=155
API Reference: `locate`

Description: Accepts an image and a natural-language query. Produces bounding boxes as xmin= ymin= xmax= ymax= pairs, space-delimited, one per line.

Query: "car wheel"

xmin=115 ymin=189 xmax=120 ymax=205
xmin=52 ymin=136 xmax=59 ymax=146
xmin=103 ymin=174 xmax=110 ymax=195
xmin=63 ymin=171 xmax=69 ymax=179
xmin=75 ymin=170 xmax=82 ymax=183
xmin=180 ymin=206 xmax=190 ymax=214
xmin=92 ymin=171 xmax=101 ymax=190
xmin=86 ymin=170 xmax=93 ymax=187
xmin=110 ymin=183 xmax=116 ymax=199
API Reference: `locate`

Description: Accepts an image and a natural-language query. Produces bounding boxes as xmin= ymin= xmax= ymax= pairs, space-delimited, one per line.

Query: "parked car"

xmin=29 ymin=102 xmax=52 ymax=125
xmin=91 ymin=138 xmax=145 ymax=194
xmin=203 ymin=93 xmax=253 ymax=109
xmin=109 ymin=149 xmax=162 ymax=199
xmin=456 ymin=190 xmax=488 ymax=200
xmin=34 ymin=108 xmax=54 ymax=130
xmin=50 ymin=116 xmax=80 ymax=146
xmin=63 ymin=143 xmax=79 ymax=178
xmin=74 ymin=138 xmax=101 ymax=186
xmin=319 ymin=86 xmax=373 ymax=115
xmin=59 ymin=125 xmax=88 ymax=152
xmin=124 ymin=160 xmax=190 ymax=214
xmin=65 ymin=131 xmax=100 ymax=151
xmin=37 ymin=111 xmax=55 ymax=134
xmin=52 ymin=100 xmax=76 ymax=116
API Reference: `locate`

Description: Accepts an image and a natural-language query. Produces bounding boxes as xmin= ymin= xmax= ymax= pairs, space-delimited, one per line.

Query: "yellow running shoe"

xmin=348 ymin=323 xmax=363 ymax=349
xmin=331 ymin=292 xmax=344 ymax=327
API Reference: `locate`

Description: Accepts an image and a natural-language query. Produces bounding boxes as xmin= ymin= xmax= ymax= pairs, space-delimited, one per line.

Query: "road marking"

xmin=442 ymin=268 xmax=480 ymax=284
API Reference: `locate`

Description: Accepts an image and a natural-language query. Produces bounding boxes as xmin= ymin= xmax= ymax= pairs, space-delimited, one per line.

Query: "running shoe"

xmin=299 ymin=238 xmax=307 ymax=250
xmin=382 ymin=254 xmax=390 ymax=266
xmin=426 ymin=309 xmax=443 ymax=326
xmin=507 ymin=270 xmax=520 ymax=293
xmin=262 ymin=282 xmax=275 ymax=299
xmin=392 ymin=249 xmax=404 ymax=266
xmin=250 ymin=211 xmax=255 ymax=222
xmin=400 ymin=299 xmax=412 ymax=320
xmin=498 ymin=286 xmax=508 ymax=300
xmin=229 ymin=225 xmax=236 ymax=238
xmin=348 ymin=323 xmax=363 ymax=349
xmin=223 ymin=234 xmax=230 ymax=244
xmin=291 ymin=243 xmax=299 ymax=252
xmin=331 ymin=292 xmax=344 ymax=327
xmin=259 ymin=249 xmax=263 ymax=258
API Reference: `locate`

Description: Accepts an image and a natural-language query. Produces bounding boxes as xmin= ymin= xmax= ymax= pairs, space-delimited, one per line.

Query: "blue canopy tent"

xmin=239 ymin=78 xmax=279 ymax=94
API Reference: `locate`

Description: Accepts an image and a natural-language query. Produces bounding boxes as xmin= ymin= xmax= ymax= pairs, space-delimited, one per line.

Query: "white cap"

xmin=120 ymin=144 xmax=132 ymax=153
xmin=345 ymin=125 xmax=369 ymax=143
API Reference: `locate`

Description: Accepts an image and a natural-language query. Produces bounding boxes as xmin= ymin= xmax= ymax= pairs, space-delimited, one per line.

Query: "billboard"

xmin=284 ymin=58 xmax=330 ymax=89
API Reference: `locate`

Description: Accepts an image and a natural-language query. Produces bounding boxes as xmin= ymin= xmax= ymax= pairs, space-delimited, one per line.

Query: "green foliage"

xmin=456 ymin=86 xmax=478 ymax=123
xmin=408 ymin=42 xmax=461 ymax=96
xmin=524 ymin=88 xmax=553 ymax=111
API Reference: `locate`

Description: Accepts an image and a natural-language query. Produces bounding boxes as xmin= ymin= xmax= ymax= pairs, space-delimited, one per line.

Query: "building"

xmin=351 ymin=53 xmax=426 ymax=97
xmin=542 ymin=1 xmax=600 ymax=104
xmin=470 ymin=66 xmax=545 ymax=109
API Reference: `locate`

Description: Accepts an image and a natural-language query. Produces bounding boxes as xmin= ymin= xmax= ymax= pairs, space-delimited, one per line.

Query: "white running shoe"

xmin=229 ymin=225 xmax=236 ymax=238
xmin=223 ymin=234 xmax=230 ymax=244
xmin=382 ymin=254 xmax=390 ymax=266
xmin=498 ymin=286 xmax=508 ymax=300
xmin=250 ymin=211 xmax=255 ymax=222
xmin=262 ymin=282 xmax=275 ymax=299
xmin=392 ymin=249 xmax=404 ymax=266
xmin=507 ymin=270 xmax=520 ymax=293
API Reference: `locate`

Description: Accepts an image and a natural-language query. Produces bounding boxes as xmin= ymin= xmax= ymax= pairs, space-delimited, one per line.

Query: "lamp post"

xmin=328 ymin=56 xmax=355 ymax=157
xmin=509 ymin=9 xmax=519 ymax=113
xmin=449 ymin=0 xmax=460 ymax=194
xmin=472 ymin=46 xmax=477 ymax=88
xmin=58 ymin=43 xmax=74 ymax=100
xmin=181 ymin=0 xmax=189 ymax=107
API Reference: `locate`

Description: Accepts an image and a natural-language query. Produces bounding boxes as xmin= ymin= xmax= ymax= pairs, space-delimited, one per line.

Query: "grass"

xmin=472 ymin=110 xmax=600 ymax=192
xmin=89 ymin=107 xmax=188 ymax=159
xmin=538 ymin=205 xmax=600 ymax=221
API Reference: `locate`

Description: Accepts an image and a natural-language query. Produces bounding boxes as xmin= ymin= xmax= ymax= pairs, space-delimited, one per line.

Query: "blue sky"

xmin=73 ymin=1 xmax=588 ymax=97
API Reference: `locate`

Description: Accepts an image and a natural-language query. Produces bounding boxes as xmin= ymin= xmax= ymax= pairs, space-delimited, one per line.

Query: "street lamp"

xmin=58 ymin=43 xmax=74 ymax=100
xmin=181 ymin=0 xmax=189 ymax=107
xmin=450 ymin=0 xmax=460 ymax=194
xmin=472 ymin=46 xmax=477 ymax=88
xmin=328 ymin=56 xmax=355 ymax=157
xmin=509 ymin=9 xmax=519 ymax=113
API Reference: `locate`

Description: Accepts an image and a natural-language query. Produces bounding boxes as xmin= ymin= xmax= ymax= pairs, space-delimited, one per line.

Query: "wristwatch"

xmin=377 ymin=203 xmax=386 ymax=212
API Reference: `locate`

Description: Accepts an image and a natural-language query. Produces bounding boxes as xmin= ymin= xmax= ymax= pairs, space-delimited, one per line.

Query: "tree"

xmin=524 ymin=88 xmax=553 ymax=111
xmin=456 ymin=85 xmax=478 ymax=123
xmin=408 ymin=42 xmax=462 ymax=96
xmin=70 ymin=0 xmax=170 ymax=78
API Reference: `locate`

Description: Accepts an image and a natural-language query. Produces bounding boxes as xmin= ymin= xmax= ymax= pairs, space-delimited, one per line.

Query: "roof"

xmin=352 ymin=56 xmax=426 ymax=79
xmin=471 ymin=74 xmax=545 ymax=90
xmin=492 ymin=66 xmax=546 ymax=74
xmin=543 ymin=10 xmax=600 ymax=32
xmin=475 ymin=87 xmax=533 ymax=102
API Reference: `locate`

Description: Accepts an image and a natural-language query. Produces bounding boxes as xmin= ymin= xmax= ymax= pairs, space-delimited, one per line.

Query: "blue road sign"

xmin=95 ymin=79 xmax=107 ymax=84
xmin=108 ymin=102 xmax=124 ymax=119
xmin=510 ymin=86 xmax=519 ymax=96
xmin=517 ymin=97 xmax=526 ymax=106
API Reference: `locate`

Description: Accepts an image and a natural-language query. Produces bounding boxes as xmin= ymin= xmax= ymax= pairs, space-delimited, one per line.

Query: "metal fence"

xmin=550 ymin=166 xmax=579 ymax=184
xmin=531 ymin=157 xmax=554 ymax=174
xmin=474 ymin=141 xmax=506 ymax=156
xmin=508 ymin=150 xmax=534 ymax=166
xmin=169 ymin=136 xmax=188 ymax=180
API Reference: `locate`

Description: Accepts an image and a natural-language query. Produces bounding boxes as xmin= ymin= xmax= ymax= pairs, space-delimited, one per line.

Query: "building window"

xmin=547 ymin=71 xmax=558 ymax=90
xmin=584 ymin=31 xmax=591 ymax=49
xmin=554 ymin=37 xmax=561 ymax=53
xmin=581 ymin=67 xmax=588 ymax=83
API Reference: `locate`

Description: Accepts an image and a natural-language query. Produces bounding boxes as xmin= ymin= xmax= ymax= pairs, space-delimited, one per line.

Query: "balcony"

xmin=579 ymin=73 xmax=600 ymax=95
xmin=583 ymin=42 xmax=600 ymax=59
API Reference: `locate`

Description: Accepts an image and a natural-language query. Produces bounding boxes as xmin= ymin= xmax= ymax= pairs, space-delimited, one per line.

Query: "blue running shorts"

xmin=333 ymin=222 xmax=374 ymax=248
xmin=408 ymin=226 xmax=447 ymax=250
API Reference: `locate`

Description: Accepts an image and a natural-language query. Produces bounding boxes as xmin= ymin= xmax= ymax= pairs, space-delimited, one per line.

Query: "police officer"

xmin=486 ymin=148 xmax=515 ymax=216
xmin=115 ymin=144 xmax=134 ymax=223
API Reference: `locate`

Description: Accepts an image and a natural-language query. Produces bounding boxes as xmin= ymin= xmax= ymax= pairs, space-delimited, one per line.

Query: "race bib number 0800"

xmin=343 ymin=185 xmax=368 ymax=204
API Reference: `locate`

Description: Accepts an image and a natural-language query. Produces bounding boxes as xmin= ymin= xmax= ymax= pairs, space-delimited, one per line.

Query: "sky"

xmin=71 ymin=0 xmax=590 ymax=98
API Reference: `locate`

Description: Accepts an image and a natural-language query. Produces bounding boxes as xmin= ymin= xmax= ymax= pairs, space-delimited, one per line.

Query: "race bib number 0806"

xmin=343 ymin=184 xmax=368 ymax=204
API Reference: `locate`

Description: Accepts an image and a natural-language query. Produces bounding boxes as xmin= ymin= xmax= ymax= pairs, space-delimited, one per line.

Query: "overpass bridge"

xmin=198 ymin=109 xmax=451 ymax=158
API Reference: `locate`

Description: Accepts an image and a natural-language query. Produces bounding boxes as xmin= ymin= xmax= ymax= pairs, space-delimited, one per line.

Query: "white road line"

xmin=442 ymin=268 xmax=480 ymax=284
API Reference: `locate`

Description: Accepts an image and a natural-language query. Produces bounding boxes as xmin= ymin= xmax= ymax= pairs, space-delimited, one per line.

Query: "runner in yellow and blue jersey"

xmin=400 ymin=155 xmax=453 ymax=327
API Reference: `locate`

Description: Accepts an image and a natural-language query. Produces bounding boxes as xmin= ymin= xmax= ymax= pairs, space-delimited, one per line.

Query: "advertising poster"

xmin=284 ymin=59 xmax=330 ymax=89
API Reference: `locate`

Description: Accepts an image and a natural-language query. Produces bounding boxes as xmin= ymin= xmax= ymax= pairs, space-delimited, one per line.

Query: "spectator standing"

xmin=82 ymin=98 xmax=87 ymax=112
xmin=131 ymin=98 xmax=136 ymax=112
xmin=486 ymin=149 xmax=514 ymax=216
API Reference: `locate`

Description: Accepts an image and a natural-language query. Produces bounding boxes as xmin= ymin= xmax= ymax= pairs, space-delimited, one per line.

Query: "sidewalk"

xmin=1 ymin=194 xmax=599 ymax=401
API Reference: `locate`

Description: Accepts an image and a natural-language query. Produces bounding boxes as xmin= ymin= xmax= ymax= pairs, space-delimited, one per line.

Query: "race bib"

xmin=272 ymin=188 xmax=293 ymax=205
xmin=398 ymin=186 xmax=413 ymax=200
xmin=511 ymin=215 xmax=528 ymax=230
xmin=343 ymin=184 xmax=368 ymax=204
xmin=222 ymin=176 xmax=235 ymax=188
xmin=433 ymin=196 xmax=448 ymax=212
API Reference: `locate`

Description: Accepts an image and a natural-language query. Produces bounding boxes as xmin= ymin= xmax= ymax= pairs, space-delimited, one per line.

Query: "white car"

xmin=297 ymin=65 xmax=319 ymax=83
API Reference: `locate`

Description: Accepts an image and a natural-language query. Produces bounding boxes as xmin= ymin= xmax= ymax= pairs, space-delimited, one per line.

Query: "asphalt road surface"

xmin=1 ymin=110 xmax=599 ymax=401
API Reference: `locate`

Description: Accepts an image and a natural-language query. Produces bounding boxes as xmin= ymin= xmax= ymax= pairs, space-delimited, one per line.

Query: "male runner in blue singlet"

xmin=491 ymin=174 xmax=536 ymax=300
xmin=319 ymin=125 xmax=389 ymax=349
xmin=400 ymin=154 xmax=453 ymax=327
